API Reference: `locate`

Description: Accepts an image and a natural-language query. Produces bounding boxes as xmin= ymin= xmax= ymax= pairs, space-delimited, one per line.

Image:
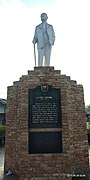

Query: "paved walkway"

xmin=0 ymin=147 xmax=4 ymax=180
xmin=0 ymin=147 xmax=90 ymax=180
xmin=0 ymin=147 xmax=18 ymax=180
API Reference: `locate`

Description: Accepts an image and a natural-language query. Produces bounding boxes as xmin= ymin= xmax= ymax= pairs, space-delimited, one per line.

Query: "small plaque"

xmin=28 ymin=131 xmax=62 ymax=154
xmin=28 ymin=85 xmax=62 ymax=128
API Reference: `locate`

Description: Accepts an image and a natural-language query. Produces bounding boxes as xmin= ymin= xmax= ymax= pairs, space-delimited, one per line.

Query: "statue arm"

xmin=32 ymin=27 xmax=38 ymax=44
xmin=51 ymin=26 xmax=55 ymax=45
xmin=47 ymin=25 xmax=55 ymax=46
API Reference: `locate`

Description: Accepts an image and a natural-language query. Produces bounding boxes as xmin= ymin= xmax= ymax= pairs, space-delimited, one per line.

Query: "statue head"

xmin=41 ymin=13 xmax=48 ymax=22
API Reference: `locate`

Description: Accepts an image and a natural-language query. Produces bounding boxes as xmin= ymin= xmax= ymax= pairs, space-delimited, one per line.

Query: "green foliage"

xmin=85 ymin=105 xmax=90 ymax=131
xmin=87 ymin=118 xmax=90 ymax=123
xmin=85 ymin=105 xmax=90 ymax=112
xmin=0 ymin=125 xmax=6 ymax=135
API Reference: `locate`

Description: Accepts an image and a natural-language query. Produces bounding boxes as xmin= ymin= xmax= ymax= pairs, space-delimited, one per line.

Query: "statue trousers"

xmin=38 ymin=44 xmax=52 ymax=66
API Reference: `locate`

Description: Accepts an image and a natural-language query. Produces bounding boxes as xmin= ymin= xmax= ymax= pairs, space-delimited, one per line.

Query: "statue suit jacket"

xmin=33 ymin=23 xmax=55 ymax=49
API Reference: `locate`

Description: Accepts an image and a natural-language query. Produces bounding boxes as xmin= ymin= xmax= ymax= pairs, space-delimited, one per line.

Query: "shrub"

xmin=0 ymin=125 xmax=6 ymax=135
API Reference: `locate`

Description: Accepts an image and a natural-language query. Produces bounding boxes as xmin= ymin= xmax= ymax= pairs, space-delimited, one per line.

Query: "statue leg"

xmin=44 ymin=45 xmax=52 ymax=66
xmin=38 ymin=48 xmax=43 ymax=66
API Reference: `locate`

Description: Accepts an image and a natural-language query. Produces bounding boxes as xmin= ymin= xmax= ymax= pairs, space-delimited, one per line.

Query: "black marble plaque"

xmin=28 ymin=131 xmax=62 ymax=154
xmin=28 ymin=85 xmax=62 ymax=128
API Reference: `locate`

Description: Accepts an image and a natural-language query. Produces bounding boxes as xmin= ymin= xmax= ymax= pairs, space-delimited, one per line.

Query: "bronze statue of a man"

xmin=33 ymin=13 xmax=55 ymax=66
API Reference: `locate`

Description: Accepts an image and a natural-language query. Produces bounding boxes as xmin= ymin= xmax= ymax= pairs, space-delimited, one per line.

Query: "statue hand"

xmin=32 ymin=39 xmax=36 ymax=44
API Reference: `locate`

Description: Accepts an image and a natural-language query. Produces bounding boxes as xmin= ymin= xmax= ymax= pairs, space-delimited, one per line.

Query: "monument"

xmin=4 ymin=13 xmax=89 ymax=180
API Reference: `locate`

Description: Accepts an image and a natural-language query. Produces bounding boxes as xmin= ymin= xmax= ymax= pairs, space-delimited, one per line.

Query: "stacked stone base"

xmin=4 ymin=67 xmax=89 ymax=180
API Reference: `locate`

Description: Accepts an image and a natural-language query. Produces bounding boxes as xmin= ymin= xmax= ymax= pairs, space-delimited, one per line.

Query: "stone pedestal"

xmin=4 ymin=67 xmax=89 ymax=180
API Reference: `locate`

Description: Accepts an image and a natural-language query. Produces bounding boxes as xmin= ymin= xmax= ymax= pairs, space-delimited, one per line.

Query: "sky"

xmin=0 ymin=0 xmax=90 ymax=105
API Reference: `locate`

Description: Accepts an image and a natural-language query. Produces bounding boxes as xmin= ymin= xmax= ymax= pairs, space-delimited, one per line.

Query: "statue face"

xmin=41 ymin=13 xmax=48 ymax=21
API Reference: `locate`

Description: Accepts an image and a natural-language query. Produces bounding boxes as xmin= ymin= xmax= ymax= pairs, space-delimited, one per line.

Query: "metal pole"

xmin=34 ymin=43 xmax=36 ymax=66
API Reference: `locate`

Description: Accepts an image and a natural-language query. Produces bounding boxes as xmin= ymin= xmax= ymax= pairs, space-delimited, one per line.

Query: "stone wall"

xmin=4 ymin=67 xmax=89 ymax=180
